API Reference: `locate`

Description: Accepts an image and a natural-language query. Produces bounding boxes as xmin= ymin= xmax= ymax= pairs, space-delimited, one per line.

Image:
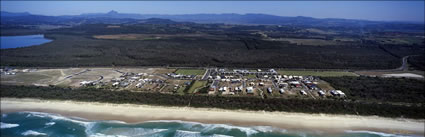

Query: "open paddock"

xmin=93 ymin=33 xmax=214 ymax=40
xmin=175 ymin=69 xmax=205 ymax=75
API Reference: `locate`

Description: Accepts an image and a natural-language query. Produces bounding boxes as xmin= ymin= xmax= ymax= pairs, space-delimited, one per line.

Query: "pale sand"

xmin=383 ymin=73 xmax=424 ymax=78
xmin=1 ymin=98 xmax=424 ymax=135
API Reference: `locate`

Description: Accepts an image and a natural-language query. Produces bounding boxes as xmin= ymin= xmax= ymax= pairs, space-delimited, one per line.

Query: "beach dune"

xmin=1 ymin=98 xmax=424 ymax=136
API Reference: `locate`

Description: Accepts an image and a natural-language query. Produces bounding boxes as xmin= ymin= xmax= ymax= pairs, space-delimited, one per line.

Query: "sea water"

xmin=0 ymin=112 xmax=419 ymax=137
xmin=0 ymin=34 xmax=52 ymax=49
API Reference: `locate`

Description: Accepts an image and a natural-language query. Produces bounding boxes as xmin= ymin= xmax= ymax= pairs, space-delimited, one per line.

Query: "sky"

xmin=1 ymin=1 xmax=424 ymax=22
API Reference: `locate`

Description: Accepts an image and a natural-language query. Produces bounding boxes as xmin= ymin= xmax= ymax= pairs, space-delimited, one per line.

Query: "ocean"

xmin=0 ymin=112 xmax=418 ymax=137
xmin=0 ymin=35 xmax=52 ymax=49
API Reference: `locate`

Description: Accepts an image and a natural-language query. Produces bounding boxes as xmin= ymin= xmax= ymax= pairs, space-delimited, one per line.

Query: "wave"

xmin=45 ymin=122 xmax=55 ymax=126
xmin=95 ymin=127 xmax=168 ymax=137
xmin=345 ymin=130 xmax=417 ymax=137
xmin=0 ymin=122 xmax=19 ymax=129
xmin=3 ymin=111 xmax=421 ymax=137
xmin=21 ymin=130 xmax=47 ymax=136
xmin=89 ymin=133 xmax=129 ymax=137
xmin=23 ymin=111 xmax=91 ymax=126
xmin=145 ymin=120 xmax=286 ymax=136
xmin=21 ymin=111 xmax=97 ymax=136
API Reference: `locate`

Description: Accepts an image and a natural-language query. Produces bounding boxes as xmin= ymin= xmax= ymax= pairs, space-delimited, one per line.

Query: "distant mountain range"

xmin=1 ymin=10 xmax=423 ymax=28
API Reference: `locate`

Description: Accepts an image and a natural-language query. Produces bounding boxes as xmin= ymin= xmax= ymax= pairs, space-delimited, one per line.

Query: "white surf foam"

xmin=174 ymin=130 xmax=203 ymax=137
xmin=0 ymin=122 xmax=19 ymax=129
xmin=23 ymin=112 xmax=91 ymax=126
xmin=251 ymin=126 xmax=287 ymax=133
xmin=96 ymin=127 xmax=168 ymax=137
xmin=21 ymin=111 xmax=97 ymax=136
xmin=21 ymin=130 xmax=47 ymax=136
xmin=146 ymin=120 xmax=261 ymax=136
xmin=174 ymin=130 xmax=234 ymax=137
xmin=89 ymin=133 xmax=129 ymax=137
xmin=345 ymin=130 xmax=415 ymax=137
xmin=45 ymin=122 xmax=55 ymax=126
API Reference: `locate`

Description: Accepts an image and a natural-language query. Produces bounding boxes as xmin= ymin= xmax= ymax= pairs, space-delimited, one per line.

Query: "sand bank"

xmin=1 ymin=98 xmax=423 ymax=135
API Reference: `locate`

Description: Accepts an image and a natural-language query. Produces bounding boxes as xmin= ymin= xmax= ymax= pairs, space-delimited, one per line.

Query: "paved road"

xmin=201 ymin=69 xmax=210 ymax=80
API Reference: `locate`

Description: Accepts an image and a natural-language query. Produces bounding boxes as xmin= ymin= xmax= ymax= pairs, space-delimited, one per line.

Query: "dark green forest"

xmin=1 ymin=23 xmax=424 ymax=69
xmin=321 ymin=76 xmax=425 ymax=103
xmin=0 ymin=34 xmax=402 ymax=69
xmin=1 ymin=85 xmax=423 ymax=119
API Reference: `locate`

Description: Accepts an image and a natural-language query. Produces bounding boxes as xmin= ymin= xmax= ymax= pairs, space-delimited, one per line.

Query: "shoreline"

xmin=1 ymin=98 xmax=424 ymax=136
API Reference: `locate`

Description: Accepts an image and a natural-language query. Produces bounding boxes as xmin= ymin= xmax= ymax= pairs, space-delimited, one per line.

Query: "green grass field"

xmin=278 ymin=70 xmax=357 ymax=77
xmin=175 ymin=69 xmax=205 ymax=75
xmin=187 ymin=81 xmax=207 ymax=93
xmin=176 ymin=86 xmax=186 ymax=95
xmin=245 ymin=74 xmax=257 ymax=79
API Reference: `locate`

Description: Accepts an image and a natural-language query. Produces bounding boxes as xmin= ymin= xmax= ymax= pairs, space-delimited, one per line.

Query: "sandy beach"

xmin=1 ymin=98 xmax=424 ymax=136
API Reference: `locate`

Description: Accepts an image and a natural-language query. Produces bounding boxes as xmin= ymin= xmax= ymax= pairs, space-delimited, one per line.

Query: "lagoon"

xmin=0 ymin=34 xmax=52 ymax=49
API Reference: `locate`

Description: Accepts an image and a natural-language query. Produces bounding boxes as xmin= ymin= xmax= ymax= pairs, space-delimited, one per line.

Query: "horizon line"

xmin=1 ymin=10 xmax=424 ymax=23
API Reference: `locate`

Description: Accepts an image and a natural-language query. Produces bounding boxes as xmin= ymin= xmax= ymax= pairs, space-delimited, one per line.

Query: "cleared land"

xmin=93 ymin=33 xmax=213 ymax=40
xmin=267 ymin=38 xmax=341 ymax=46
xmin=355 ymin=70 xmax=424 ymax=78
xmin=1 ymin=69 xmax=62 ymax=86
xmin=278 ymin=70 xmax=357 ymax=77
xmin=187 ymin=80 xmax=208 ymax=93
xmin=175 ymin=69 xmax=205 ymax=75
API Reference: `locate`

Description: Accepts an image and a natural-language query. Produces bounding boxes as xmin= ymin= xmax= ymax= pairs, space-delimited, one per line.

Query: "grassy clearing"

xmin=246 ymin=74 xmax=257 ymax=79
xmin=270 ymin=38 xmax=341 ymax=46
xmin=175 ymin=69 xmax=205 ymax=75
xmin=176 ymin=86 xmax=186 ymax=95
xmin=1 ymin=73 xmax=50 ymax=84
xmin=187 ymin=81 xmax=207 ymax=93
xmin=278 ymin=70 xmax=357 ymax=77
xmin=316 ymin=80 xmax=335 ymax=90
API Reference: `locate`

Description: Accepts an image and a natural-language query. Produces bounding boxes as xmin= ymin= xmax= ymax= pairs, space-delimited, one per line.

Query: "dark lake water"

xmin=0 ymin=34 xmax=52 ymax=49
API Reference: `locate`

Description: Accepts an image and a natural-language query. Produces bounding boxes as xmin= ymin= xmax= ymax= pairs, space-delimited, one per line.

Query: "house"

xmin=279 ymin=83 xmax=288 ymax=88
xmin=318 ymin=90 xmax=325 ymax=96
xmin=80 ymin=81 xmax=93 ymax=86
xmin=336 ymin=90 xmax=346 ymax=97
xmin=246 ymin=87 xmax=254 ymax=94
xmin=279 ymin=89 xmax=285 ymax=94
xmin=120 ymin=82 xmax=129 ymax=87
xmin=267 ymin=87 xmax=273 ymax=93
xmin=259 ymin=82 xmax=265 ymax=86
xmin=289 ymin=81 xmax=301 ymax=87
xmin=136 ymin=83 xmax=143 ymax=88
xmin=130 ymin=76 xmax=140 ymax=80
xmin=219 ymin=87 xmax=228 ymax=92
xmin=330 ymin=90 xmax=346 ymax=97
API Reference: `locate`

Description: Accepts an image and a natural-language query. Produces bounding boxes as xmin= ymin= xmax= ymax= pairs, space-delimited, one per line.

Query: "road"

xmin=396 ymin=55 xmax=421 ymax=71
xmin=201 ymin=69 xmax=211 ymax=80
xmin=397 ymin=56 xmax=410 ymax=71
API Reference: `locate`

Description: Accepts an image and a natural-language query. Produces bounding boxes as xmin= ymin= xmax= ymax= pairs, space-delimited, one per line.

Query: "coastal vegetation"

xmin=321 ymin=76 xmax=425 ymax=103
xmin=1 ymin=34 xmax=404 ymax=69
xmin=1 ymin=21 xmax=423 ymax=70
xmin=1 ymin=85 xmax=423 ymax=119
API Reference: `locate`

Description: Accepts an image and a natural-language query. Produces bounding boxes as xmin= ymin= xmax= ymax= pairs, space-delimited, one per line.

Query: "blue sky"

xmin=1 ymin=1 xmax=424 ymax=22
